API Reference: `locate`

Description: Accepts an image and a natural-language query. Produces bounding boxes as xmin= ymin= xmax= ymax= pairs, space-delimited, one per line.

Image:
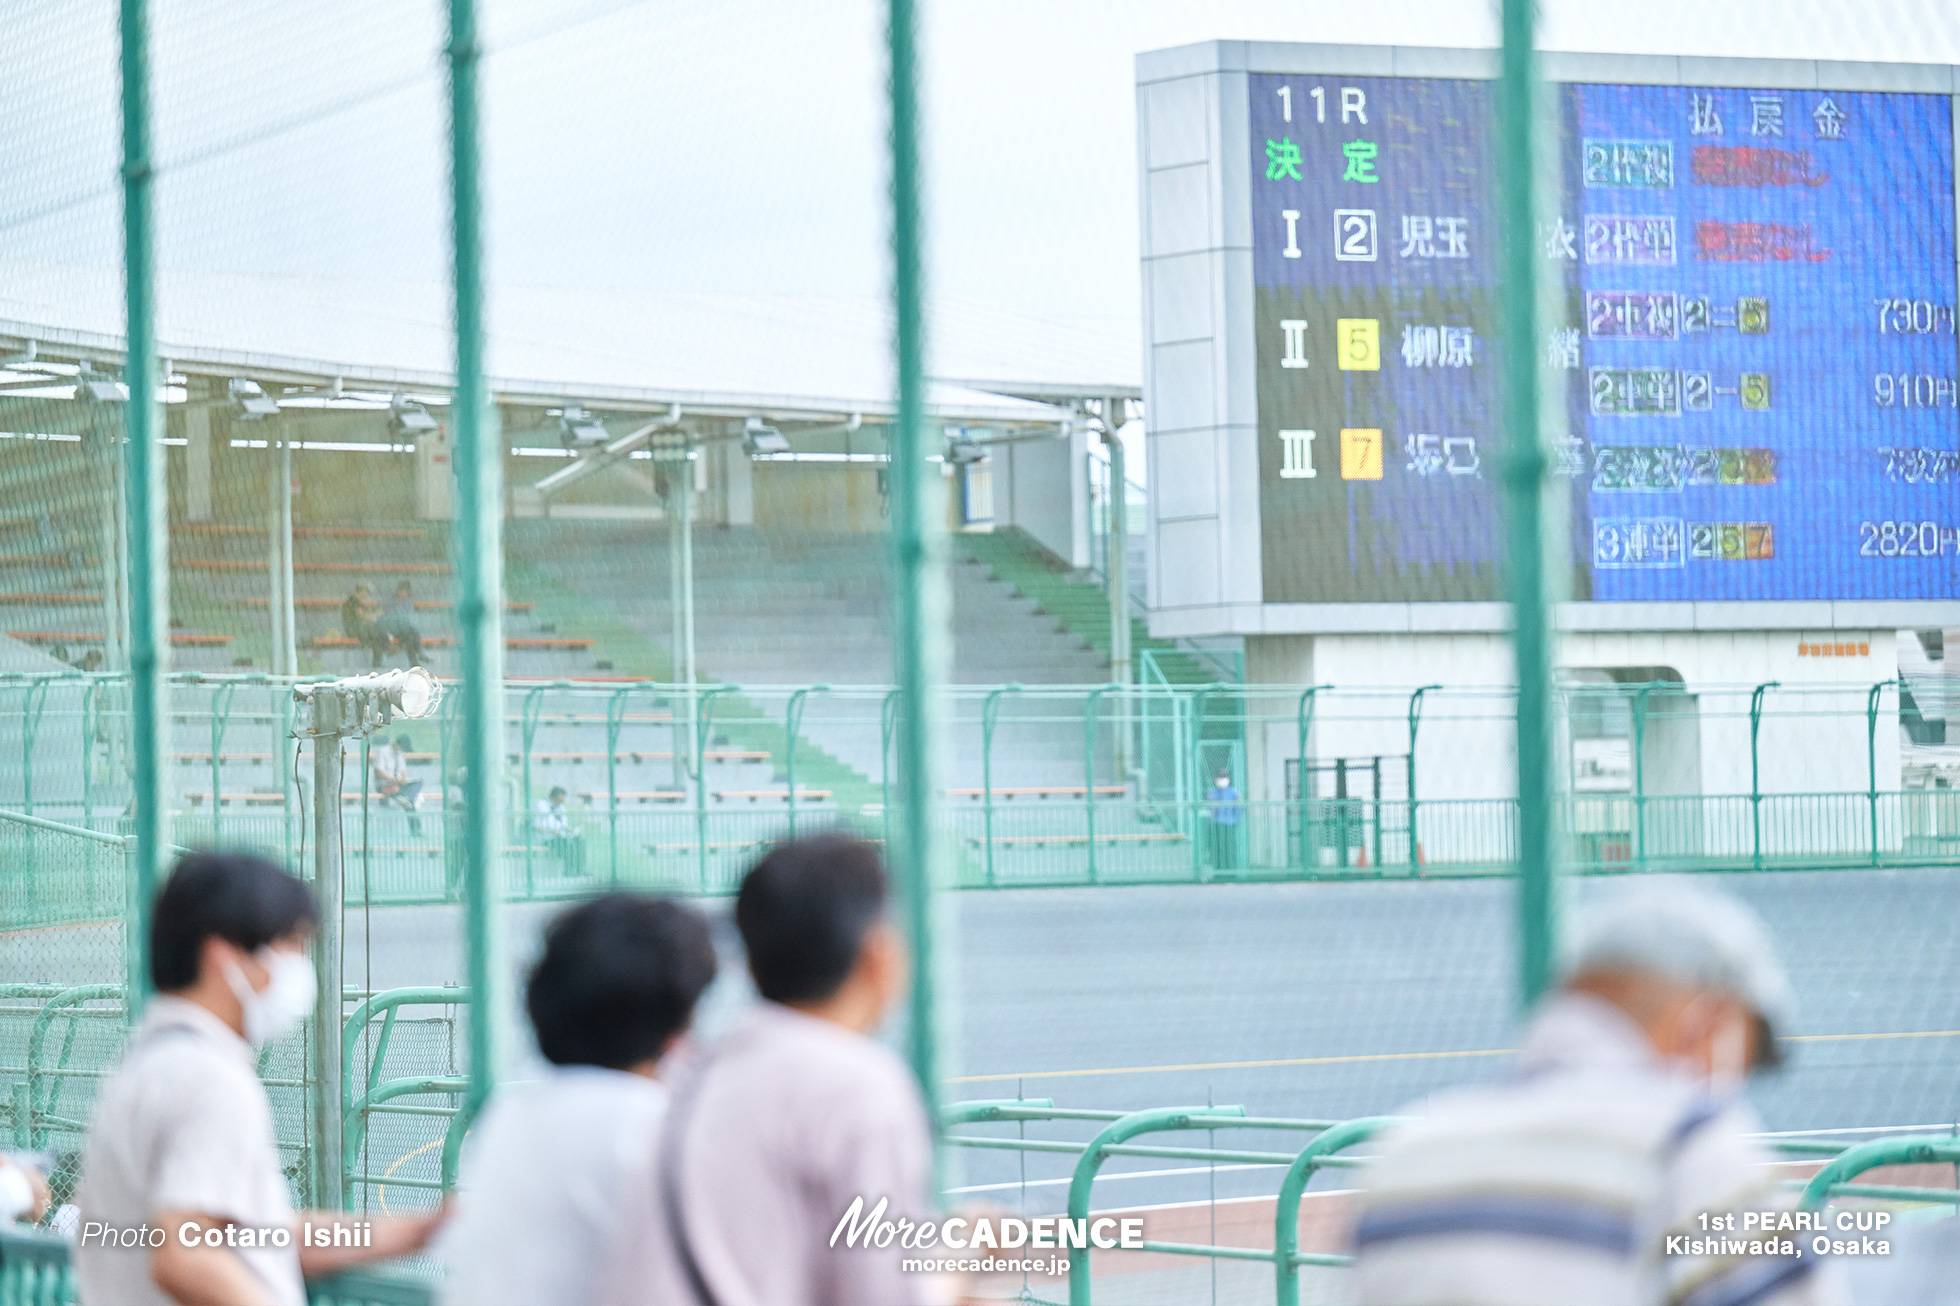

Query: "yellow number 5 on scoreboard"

xmin=1336 ymin=318 xmax=1380 ymax=370
xmin=1340 ymin=428 xmax=1383 ymax=479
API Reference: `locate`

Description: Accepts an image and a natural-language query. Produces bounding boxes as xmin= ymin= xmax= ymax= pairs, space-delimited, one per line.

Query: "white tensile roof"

xmin=0 ymin=261 xmax=1140 ymax=425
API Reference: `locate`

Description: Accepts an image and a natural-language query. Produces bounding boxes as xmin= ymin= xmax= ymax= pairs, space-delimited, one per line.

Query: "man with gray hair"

xmin=1351 ymin=881 xmax=1839 ymax=1306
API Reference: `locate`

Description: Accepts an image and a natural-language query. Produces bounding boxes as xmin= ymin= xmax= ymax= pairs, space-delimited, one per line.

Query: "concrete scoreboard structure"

xmin=1136 ymin=41 xmax=1960 ymax=821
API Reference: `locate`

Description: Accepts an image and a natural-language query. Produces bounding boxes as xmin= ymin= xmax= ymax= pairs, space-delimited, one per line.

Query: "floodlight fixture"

xmin=559 ymin=405 xmax=609 ymax=447
xmin=75 ymin=372 xmax=128 ymax=404
xmin=229 ymin=377 xmax=280 ymax=420
xmin=389 ymin=394 xmax=440 ymax=435
xmin=294 ymin=667 xmax=444 ymax=738
xmin=742 ymin=415 xmax=789 ymax=457
xmin=943 ymin=432 xmax=987 ymax=465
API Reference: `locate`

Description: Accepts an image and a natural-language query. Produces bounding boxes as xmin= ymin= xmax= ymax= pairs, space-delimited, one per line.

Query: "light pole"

xmin=292 ymin=668 xmax=442 ymax=1209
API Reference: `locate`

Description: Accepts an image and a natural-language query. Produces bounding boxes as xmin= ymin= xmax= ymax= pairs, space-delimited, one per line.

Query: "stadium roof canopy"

xmin=0 ymin=261 xmax=1139 ymax=426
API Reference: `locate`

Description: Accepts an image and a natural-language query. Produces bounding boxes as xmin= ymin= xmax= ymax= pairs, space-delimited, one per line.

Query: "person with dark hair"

xmin=339 ymin=584 xmax=383 ymax=667
xmin=599 ymin=834 xmax=951 ymax=1306
xmin=440 ymin=893 xmax=716 ymax=1306
xmin=75 ymin=852 xmax=445 ymax=1306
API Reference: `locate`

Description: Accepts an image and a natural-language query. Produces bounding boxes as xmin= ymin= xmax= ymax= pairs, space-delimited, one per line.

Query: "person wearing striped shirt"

xmin=1351 ymin=882 xmax=1840 ymax=1306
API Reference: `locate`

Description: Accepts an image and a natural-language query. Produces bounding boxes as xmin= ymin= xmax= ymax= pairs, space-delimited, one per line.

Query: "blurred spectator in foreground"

xmin=439 ymin=893 xmax=716 ymax=1306
xmin=598 ymin=833 xmax=952 ymax=1306
xmin=371 ymin=733 xmax=423 ymax=835
xmin=74 ymin=852 xmax=443 ymax=1306
xmin=534 ymin=786 xmax=585 ymax=876
xmin=1351 ymin=881 xmax=1839 ymax=1306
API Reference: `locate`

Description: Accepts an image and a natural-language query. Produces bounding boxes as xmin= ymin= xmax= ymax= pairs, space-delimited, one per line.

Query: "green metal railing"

xmin=1801 ymin=1133 xmax=1960 ymax=1209
xmin=0 ymin=1099 xmax=1943 ymax=1306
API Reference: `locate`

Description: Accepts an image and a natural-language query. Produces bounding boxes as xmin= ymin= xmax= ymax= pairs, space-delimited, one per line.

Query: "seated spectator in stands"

xmin=533 ymin=786 xmax=585 ymax=876
xmin=74 ymin=851 xmax=444 ymax=1306
xmin=340 ymin=584 xmax=383 ymax=666
xmin=374 ymin=581 xmax=423 ymax=666
xmin=77 ymin=649 xmax=102 ymax=674
xmin=1349 ymin=883 xmax=1836 ymax=1306
xmin=372 ymin=733 xmax=423 ymax=836
xmin=597 ymin=834 xmax=952 ymax=1306
xmin=439 ymin=894 xmax=717 ymax=1306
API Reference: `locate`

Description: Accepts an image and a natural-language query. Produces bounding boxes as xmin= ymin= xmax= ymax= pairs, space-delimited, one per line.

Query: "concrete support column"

xmin=184 ymin=403 xmax=212 ymax=521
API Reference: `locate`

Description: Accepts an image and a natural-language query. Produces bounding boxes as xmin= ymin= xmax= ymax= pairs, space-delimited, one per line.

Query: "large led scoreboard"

xmin=1138 ymin=45 xmax=1960 ymax=632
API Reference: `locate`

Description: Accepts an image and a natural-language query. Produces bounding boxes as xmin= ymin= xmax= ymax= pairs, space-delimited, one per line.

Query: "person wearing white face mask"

xmin=74 ymin=852 xmax=447 ymax=1306
xmin=1350 ymin=882 xmax=1842 ymax=1306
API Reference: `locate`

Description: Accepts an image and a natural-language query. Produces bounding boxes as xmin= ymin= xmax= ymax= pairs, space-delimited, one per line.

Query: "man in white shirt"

xmin=75 ymin=851 xmax=444 ymax=1306
xmin=532 ymin=786 xmax=585 ymax=876
xmin=371 ymin=734 xmax=423 ymax=835
xmin=599 ymin=833 xmax=953 ymax=1306
xmin=438 ymin=892 xmax=717 ymax=1306
xmin=1351 ymin=882 xmax=1839 ymax=1306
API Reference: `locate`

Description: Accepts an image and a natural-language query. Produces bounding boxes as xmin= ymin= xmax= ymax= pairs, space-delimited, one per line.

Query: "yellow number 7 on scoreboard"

xmin=1340 ymin=428 xmax=1383 ymax=480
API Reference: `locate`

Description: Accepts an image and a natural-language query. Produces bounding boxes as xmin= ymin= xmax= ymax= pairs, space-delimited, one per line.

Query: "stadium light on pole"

xmin=293 ymin=668 xmax=443 ymax=1208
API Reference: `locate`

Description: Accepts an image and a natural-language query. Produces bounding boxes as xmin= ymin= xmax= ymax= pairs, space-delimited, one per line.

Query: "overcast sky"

xmin=4 ymin=0 xmax=1958 ymax=347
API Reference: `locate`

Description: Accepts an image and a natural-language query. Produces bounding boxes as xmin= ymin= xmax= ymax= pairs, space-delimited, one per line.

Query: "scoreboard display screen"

xmin=1251 ymin=76 xmax=1960 ymax=603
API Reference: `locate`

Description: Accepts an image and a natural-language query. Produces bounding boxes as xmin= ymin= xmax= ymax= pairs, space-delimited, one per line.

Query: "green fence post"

xmin=980 ymin=685 xmax=1021 ymax=887
xmin=605 ymin=685 xmax=630 ymax=885
xmin=1498 ymin=0 xmax=1557 ymax=1004
xmin=20 ymin=677 xmax=52 ymax=818
xmin=1749 ymin=680 xmax=1780 ymax=870
xmin=448 ymin=0 xmax=509 ymax=1137
xmin=887 ymin=0 xmax=955 ymax=1183
xmin=1867 ymin=679 xmax=1899 ymax=867
xmin=208 ymin=680 xmax=236 ymax=843
xmin=784 ymin=684 xmax=829 ymax=841
xmin=120 ymin=0 xmax=170 ymax=1009
xmin=81 ymin=679 xmax=98 ymax=832
xmin=1191 ymin=686 xmax=1214 ymax=881
xmin=694 ymin=685 xmax=735 ymax=892
xmin=880 ymin=688 xmax=899 ymax=853
xmin=1406 ymin=686 xmax=1438 ymax=871
xmin=519 ymin=684 xmax=548 ymax=897
xmin=1085 ymin=684 xmax=1115 ymax=884
xmin=1631 ymin=683 xmax=1654 ymax=869
xmin=1293 ymin=685 xmax=1330 ymax=871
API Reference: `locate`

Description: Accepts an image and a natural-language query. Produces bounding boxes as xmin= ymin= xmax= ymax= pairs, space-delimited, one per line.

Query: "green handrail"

xmin=784 ymin=684 xmax=830 ymax=840
xmin=1866 ymin=679 xmax=1900 ymax=868
xmin=1273 ymin=1117 xmax=1398 ymax=1306
xmin=1405 ymin=686 xmax=1439 ymax=871
xmin=1082 ymin=685 xmax=1118 ymax=884
xmin=1749 ymin=680 xmax=1781 ymax=870
xmin=980 ymin=685 xmax=1022 ymax=887
xmin=694 ymin=685 xmax=737 ymax=892
xmin=1294 ymin=684 xmax=1331 ymax=869
xmin=1066 ymin=1104 xmax=1247 ymax=1305
xmin=26 ymin=985 xmax=123 ymax=1146
xmin=340 ymin=987 xmax=470 ymax=1184
xmin=1799 ymin=1133 xmax=1960 ymax=1208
